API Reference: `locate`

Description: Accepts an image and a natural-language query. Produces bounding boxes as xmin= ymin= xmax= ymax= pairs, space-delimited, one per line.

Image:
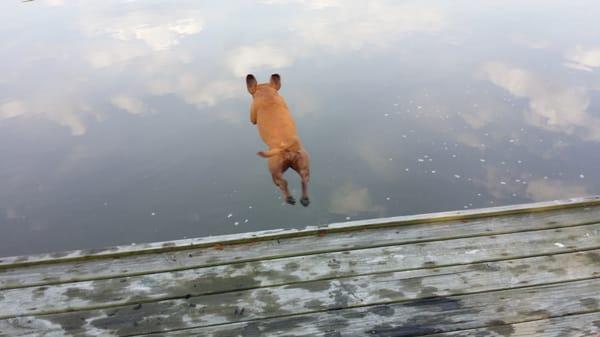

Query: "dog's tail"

xmin=257 ymin=148 xmax=283 ymax=158
xmin=257 ymin=138 xmax=300 ymax=158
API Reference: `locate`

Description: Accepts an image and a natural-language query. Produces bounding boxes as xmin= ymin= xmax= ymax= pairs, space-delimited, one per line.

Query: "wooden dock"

xmin=1 ymin=196 xmax=599 ymax=336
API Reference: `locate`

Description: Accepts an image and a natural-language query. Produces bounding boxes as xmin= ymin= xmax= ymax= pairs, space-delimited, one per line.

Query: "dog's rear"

xmin=246 ymin=74 xmax=311 ymax=206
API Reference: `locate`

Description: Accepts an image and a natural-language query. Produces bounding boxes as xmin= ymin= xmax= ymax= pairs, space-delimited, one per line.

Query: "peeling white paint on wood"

xmin=141 ymin=279 xmax=600 ymax=337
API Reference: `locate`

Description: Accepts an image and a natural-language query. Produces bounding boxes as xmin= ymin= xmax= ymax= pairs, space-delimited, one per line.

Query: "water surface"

xmin=1 ymin=0 xmax=599 ymax=256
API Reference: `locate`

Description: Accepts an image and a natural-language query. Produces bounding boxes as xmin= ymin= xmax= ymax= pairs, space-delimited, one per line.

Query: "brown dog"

xmin=246 ymin=73 xmax=310 ymax=206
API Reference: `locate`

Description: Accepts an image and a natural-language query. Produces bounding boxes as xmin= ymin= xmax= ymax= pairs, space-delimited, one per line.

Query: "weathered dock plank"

xmin=2 ymin=205 xmax=600 ymax=290
xmin=143 ymin=279 xmax=600 ymax=337
xmin=424 ymin=311 xmax=600 ymax=336
xmin=2 ymin=223 xmax=598 ymax=318
xmin=1 ymin=250 xmax=597 ymax=336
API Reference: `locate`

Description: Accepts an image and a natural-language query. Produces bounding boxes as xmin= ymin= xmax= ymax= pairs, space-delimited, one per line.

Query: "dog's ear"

xmin=270 ymin=73 xmax=281 ymax=91
xmin=246 ymin=74 xmax=257 ymax=95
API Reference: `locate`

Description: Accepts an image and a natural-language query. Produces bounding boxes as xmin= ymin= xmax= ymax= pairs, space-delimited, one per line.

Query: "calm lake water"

xmin=1 ymin=0 xmax=599 ymax=256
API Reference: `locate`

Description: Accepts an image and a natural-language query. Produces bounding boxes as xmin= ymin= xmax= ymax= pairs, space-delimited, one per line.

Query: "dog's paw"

xmin=300 ymin=197 xmax=310 ymax=207
xmin=286 ymin=196 xmax=296 ymax=205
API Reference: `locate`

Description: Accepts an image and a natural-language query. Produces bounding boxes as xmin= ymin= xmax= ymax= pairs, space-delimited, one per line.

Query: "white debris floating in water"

xmin=234 ymin=222 xmax=239 ymax=226
xmin=579 ymin=174 xmax=585 ymax=179
xmin=151 ymin=212 xmax=156 ymax=216
xmin=227 ymin=213 xmax=233 ymax=218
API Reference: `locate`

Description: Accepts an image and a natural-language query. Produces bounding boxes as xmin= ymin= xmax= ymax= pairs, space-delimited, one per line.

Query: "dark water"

xmin=1 ymin=0 xmax=599 ymax=256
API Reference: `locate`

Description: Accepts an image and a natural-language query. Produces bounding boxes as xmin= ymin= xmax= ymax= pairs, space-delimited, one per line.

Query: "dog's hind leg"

xmin=268 ymin=157 xmax=295 ymax=205
xmin=292 ymin=150 xmax=311 ymax=207
xmin=299 ymin=168 xmax=310 ymax=207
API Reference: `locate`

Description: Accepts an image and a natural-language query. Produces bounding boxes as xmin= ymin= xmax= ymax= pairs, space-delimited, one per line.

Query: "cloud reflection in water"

xmin=481 ymin=62 xmax=600 ymax=142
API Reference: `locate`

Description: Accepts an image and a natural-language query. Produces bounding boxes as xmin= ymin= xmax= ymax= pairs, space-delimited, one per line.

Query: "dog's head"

xmin=246 ymin=74 xmax=281 ymax=96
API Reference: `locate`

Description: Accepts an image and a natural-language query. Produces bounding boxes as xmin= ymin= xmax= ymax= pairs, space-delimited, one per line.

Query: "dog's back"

xmin=251 ymin=85 xmax=300 ymax=152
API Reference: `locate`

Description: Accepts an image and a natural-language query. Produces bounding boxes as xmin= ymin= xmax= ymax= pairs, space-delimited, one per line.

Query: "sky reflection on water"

xmin=1 ymin=0 xmax=599 ymax=256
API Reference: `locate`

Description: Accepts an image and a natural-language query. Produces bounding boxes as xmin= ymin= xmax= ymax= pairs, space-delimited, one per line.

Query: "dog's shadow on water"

xmin=246 ymin=73 xmax=311 ymax=207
